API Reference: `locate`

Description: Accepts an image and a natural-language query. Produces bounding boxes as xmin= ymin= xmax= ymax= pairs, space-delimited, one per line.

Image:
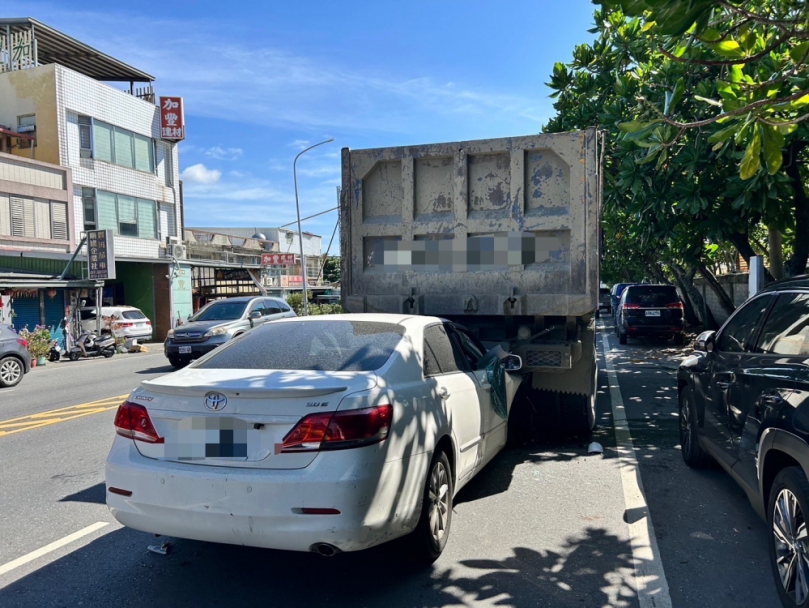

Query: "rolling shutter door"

xmin=43 ymin=290 xmax=65 ymax=330
xmin=11 ymin=296 xmax=40 ymax=331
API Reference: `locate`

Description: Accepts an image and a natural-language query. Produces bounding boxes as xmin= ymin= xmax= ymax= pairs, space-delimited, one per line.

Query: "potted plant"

xmin=21 ymin=326 xmax=52 ymax=366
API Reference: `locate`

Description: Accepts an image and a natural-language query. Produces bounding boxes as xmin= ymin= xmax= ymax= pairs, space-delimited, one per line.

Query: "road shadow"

xmin=58 ymin=482 xmax=106 ymax=505
xmin=0 ymin=525 xmax=643 ymax=608
xmin=135 ymin=365 xmax=176 ymax=375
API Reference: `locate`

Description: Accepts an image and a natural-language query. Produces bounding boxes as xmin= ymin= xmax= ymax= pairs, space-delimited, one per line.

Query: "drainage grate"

xmin=526 ymin=350 xmax=562 ymax=367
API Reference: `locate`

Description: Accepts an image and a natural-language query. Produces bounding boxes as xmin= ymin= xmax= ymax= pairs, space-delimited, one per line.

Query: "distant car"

xmin=678 ymin=276 xmax=809 ymax=607
xmin=81 ymin=306 xmax=153 ymax=341
xmin=610 ymin=283 xmax=634 ymax=319
xmin=107 ymin=314 xmax=523 ymax=561
xmin=598 ymin=287 xmax=612 ymax=316
xmin=0 ymin=325 xmax=32 ymax=388
xmin=615 ymin=284 xmax=685 ymax=345
xmin=164 ymin=296 xmax=296 ymax=369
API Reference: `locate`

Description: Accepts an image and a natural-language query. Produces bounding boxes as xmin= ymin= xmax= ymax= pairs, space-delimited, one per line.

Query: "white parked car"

xmin=80 ymin=306 xmax=152 ymax=341
xmin=106 ymin=314 xmax=522 ymax=561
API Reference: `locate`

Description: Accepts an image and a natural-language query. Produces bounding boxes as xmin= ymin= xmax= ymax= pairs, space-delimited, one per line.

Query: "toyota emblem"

xmin=204 ymin=392 xmax=227 ymax=411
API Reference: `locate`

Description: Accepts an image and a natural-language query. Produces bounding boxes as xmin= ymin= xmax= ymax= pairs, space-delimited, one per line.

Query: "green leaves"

xmin=665 ymin=78 xmax=685 ymax=115
xmin=762 ymin=126 xmax=785 ymax=175
xmin=711 ymin=40 xmax=745 ymax=59
xmin=739 ymin=127 xmax=762 ymax=180
xmin=790 ymin=42 xmax=809 ymax=64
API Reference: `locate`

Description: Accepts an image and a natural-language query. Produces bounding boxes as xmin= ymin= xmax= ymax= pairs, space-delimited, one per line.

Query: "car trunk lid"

xmin=131 ymin=368 xmax=378 ymax=469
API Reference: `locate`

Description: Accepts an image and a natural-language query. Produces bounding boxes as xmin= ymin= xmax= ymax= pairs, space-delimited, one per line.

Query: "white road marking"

xmin=0 ymin=522 xmax=109 ymax=576
xmin=600 ymin=327 xmax=673 ymax=608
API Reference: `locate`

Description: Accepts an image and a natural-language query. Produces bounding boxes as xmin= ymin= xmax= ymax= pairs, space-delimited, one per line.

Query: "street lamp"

xmin=293 ymin=138 xmax=334 ymax=316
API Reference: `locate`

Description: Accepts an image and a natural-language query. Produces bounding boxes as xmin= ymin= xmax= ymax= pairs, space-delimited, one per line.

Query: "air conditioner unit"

xmin=170 ymin=244 xmax=187 ymax=259
xmin=166 ymin=236 xmax=180 ymax=246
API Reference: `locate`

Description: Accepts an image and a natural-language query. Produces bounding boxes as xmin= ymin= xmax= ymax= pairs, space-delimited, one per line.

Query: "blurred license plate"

xmin=645 ymin=310 xmax=661 ymax=317
xmin=179 ymin=346 xmax=192 ymax=354
xmin=166 ymin=417 xmax=259 ymax=460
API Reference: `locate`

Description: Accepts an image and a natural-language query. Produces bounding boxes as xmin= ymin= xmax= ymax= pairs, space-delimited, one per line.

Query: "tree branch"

xmin=716 ymin=0 xmax=804 ymax=31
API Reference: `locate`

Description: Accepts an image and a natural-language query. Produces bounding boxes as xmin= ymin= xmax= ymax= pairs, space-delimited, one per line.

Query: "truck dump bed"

xmin=340 ymin=128 xmax=601 ymax=317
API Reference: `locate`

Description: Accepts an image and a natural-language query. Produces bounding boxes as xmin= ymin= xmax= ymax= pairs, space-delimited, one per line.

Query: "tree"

xmin=321 ymin=256 xmax=341 ymax=284
xmin=600 ymin=0 xmax=809 ymax=275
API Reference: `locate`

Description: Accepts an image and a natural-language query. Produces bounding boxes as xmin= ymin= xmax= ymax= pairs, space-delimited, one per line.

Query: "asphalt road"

xmin=0 ymin=326 xmax=783 ymax=607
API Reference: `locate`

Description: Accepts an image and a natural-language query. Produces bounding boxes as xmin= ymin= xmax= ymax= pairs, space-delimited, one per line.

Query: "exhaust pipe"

xmin=311 ymin=543 xmax=341 ymax=557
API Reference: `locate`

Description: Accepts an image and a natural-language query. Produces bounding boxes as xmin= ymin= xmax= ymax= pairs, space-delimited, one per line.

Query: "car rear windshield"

xmin=625 ymin=286 xmax=679 ymax=307
xmin=195 ymin=320 xmax=405 ymax=372
xmin=122 ymin=310 xmax=147 ymax=320
xmin=600 ymin=288 xmax=610 ymax=296
xmin=190 ymin=301 xmax=247 ymax=322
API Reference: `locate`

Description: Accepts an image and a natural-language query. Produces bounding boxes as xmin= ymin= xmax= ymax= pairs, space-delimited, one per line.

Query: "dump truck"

xmin=340 ymin=128 xmax=603 ymax=436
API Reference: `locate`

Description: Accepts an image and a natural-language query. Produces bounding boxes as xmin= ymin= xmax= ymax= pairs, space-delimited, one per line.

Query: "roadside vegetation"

xmin=546 ymin=0 xmax=809 ymax=327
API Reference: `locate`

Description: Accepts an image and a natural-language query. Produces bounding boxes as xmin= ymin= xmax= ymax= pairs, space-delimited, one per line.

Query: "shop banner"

xmin=261 ymin=253 xmax=295 ymax=266
xmin=87 ymin=229 xmax=116 ymax=280
xmin=160 ymin=96 xmax=185 ymax=140
xmin=280 ymin=275 xmax=304 ymax=287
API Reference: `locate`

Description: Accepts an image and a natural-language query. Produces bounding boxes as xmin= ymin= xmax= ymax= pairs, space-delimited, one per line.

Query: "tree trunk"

xmin=769 ymin=228 xmax=784 ymax=280
xmin=672 ymin=271 xmax=699 ymax=326
xmin=696 ymin=260 xmax=736 ymax=316
xmin=670 ymin=263 xmax=718 ymax=329
xmin=727 ymin=231 xmax=775 ymax=283
xmin=785 ymin=141 xmax=809 ymax=276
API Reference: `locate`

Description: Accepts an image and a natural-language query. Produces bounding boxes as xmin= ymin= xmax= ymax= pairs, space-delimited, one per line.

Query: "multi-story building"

xmin=187 ymin=226 xmax=328 ymax=299
xmin=0 ymin=18 xmax=191 ymax=337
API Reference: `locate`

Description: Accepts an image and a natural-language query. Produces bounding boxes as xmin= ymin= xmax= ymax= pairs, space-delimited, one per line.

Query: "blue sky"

xmin=7 ymin=1 xmax=596 ymax=248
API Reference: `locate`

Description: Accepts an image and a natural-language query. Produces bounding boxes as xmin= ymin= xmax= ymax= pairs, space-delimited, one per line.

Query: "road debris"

xmin=587 ymin=441 xmax=604 ymax=455
xmin=148 ymin=541 xmax=172 ymax=555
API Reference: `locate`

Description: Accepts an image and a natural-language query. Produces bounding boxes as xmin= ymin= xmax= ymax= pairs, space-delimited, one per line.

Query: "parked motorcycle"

xmin=68 ymin=331 xmax=115 ymax=361
xmin=48 ymin=339 xmax=63 ymax=362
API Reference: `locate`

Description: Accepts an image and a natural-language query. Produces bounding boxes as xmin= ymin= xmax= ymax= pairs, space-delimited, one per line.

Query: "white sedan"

xmin=106 ymin=314 xmax=521 ymax=561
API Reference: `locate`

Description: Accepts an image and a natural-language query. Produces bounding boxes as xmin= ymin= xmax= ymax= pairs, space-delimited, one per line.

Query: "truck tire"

xmin=561 ymin=392 xmax=596 ymax=436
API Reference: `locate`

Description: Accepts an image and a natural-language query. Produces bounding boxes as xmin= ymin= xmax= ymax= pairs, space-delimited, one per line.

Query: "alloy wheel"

xmin=429 ymin=461 xmax=450 ymax=543
xmin=773 ymin=488 xmax=809 ymax=604
xmin=0 ymin=359 xmax=22 ymax=385
xmin=679 ymin=396 xmax=692 ymax=457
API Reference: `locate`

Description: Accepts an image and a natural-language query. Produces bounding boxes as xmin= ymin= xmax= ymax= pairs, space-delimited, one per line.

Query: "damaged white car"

xmin=105 ymin=314 xmax=522 ymax=562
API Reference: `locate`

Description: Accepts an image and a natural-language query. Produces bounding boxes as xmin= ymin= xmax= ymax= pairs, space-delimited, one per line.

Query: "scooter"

xmin=68 ymin=331 xmax=116 ymax=361
xmin=48 ymin=339 xmax=63 ymax=362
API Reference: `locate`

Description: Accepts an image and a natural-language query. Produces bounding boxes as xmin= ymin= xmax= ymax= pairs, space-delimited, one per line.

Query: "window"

xmin=87 ymin=118 xmax=154 ymax=173
xmin=82 ymin=188 xmax=96 ymax=231
xmin=715 ymin=294 xmax=774 ymax=353
xmin=17 ymin=115 xmax=35 ymax=149
xmin=84 ymin=189 xmax=158 ymax=239
xmin=249 ymin=300 xmax=266 ymax=316
xmin=755 ymin=293 xmax=809 ymax=355
xmin=196 ymin=321 xmax=404 ymax=372
xmin=78 ymin=116 xmax=92 ymax=158
xmin=279 ymin=301 xmax=291 ymax=312
xmin=1 ymin=195 xmax=68 ymax=241
xmin=122 ymin=310 xmax=147 ymax=320
xmin=264 ymin=300 xmax=282 ymax=315
xmin=625 ymin=285 xmax=679 ymax=307
xmin=449 ymin=325 xmax=487 ymax=370
xmin=190 ymin=300 xmax=248 ymax=322
xmin=423 ymin=325 xmax=465 ymax=376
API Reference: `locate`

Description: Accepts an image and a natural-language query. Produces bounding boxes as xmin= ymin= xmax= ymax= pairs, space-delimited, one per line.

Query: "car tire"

xmin=673 ymin=333 xmax=685 ymax=346
xmin=679 ymin=389 xmax=712 ymax=468
xmin=408 ymin=449 xmax=453 ymax=564
xmin=618 ymin=332 xmax=627 ymax=345
xmin=168 ymin=358 xmax=185 ymax=369
xmin=768 ymin=467 xmax=809 ymax=608
xmin=0 ymin=356 xmax=24 ymax=388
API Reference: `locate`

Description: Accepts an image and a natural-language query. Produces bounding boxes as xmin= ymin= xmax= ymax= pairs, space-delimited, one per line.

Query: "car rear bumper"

xmin=624 ymin=323 xmax=683 ymax=336
xmin=105 ymin=437 xmax=426 ymax=553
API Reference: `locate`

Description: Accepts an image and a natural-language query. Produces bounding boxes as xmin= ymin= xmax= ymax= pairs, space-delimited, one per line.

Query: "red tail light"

xmin=15 ymin=338 xmax=27 ymax=347
xmin=114 ymin=401 xmax=164 ymax=443
xmin=667 ymin=302 xmax=684 ymax=310
xmin=116 ymin=322 xmax=134 ymax=328
xmin=282 ymin=405 xmax=393 ymax=452
xmin=622 ymin=303 xmax=641 ymax=309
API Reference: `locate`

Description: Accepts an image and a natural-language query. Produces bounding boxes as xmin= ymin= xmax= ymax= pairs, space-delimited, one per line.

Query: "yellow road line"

xmin=0 ymin=394 xmax=128 ymax=437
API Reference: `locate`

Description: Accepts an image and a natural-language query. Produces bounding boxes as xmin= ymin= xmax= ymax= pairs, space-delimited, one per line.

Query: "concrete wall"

xmin=693 ymin=273 xmax=751 ymax=325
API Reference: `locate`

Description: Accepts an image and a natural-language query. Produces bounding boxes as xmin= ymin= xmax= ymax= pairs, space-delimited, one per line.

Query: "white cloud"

xmin=181 ymin=163 xmax=222 ymax=184
xmin=288 ymin=139 xmax=310 ymax=150
xmin=205 ymin=146 xmax=243 ymax=160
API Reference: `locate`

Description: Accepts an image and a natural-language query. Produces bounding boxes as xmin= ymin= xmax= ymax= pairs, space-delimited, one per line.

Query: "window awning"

xmin=0 ymin=18 xmax=154 ymax=82
xmin=0 ymin=126 xmax=35 ymax=142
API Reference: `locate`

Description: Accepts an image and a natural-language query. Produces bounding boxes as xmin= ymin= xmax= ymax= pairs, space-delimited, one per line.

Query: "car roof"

xmin=205 ymin=296 xmax=283 ymax=303
xmin=759 ymin=275 xmax=809 ymax=294
xmin=625 ymin=284 xmax=675 ymax=289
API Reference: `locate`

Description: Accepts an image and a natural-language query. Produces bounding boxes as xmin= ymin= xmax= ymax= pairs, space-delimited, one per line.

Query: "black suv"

xmin=615 ymin=284 xmax=685 ymax=345
xmin=678 ymin=276 xmax=809 ymax=607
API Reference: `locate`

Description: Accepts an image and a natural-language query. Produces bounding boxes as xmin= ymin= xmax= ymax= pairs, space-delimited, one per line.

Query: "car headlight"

xmin=166 ymin=329 xmax=175 ymax=338
xmin=204 ymin=326 xmax=228 ymax=337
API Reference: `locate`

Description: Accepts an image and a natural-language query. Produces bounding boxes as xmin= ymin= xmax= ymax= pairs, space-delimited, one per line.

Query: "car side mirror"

xmin=695 ymin=330 xmax=716 ymax=353
xmin=501 ymin=354 xmax=523 ymax=372
xmin=249 ymin=311 xmax=262 ymax=320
